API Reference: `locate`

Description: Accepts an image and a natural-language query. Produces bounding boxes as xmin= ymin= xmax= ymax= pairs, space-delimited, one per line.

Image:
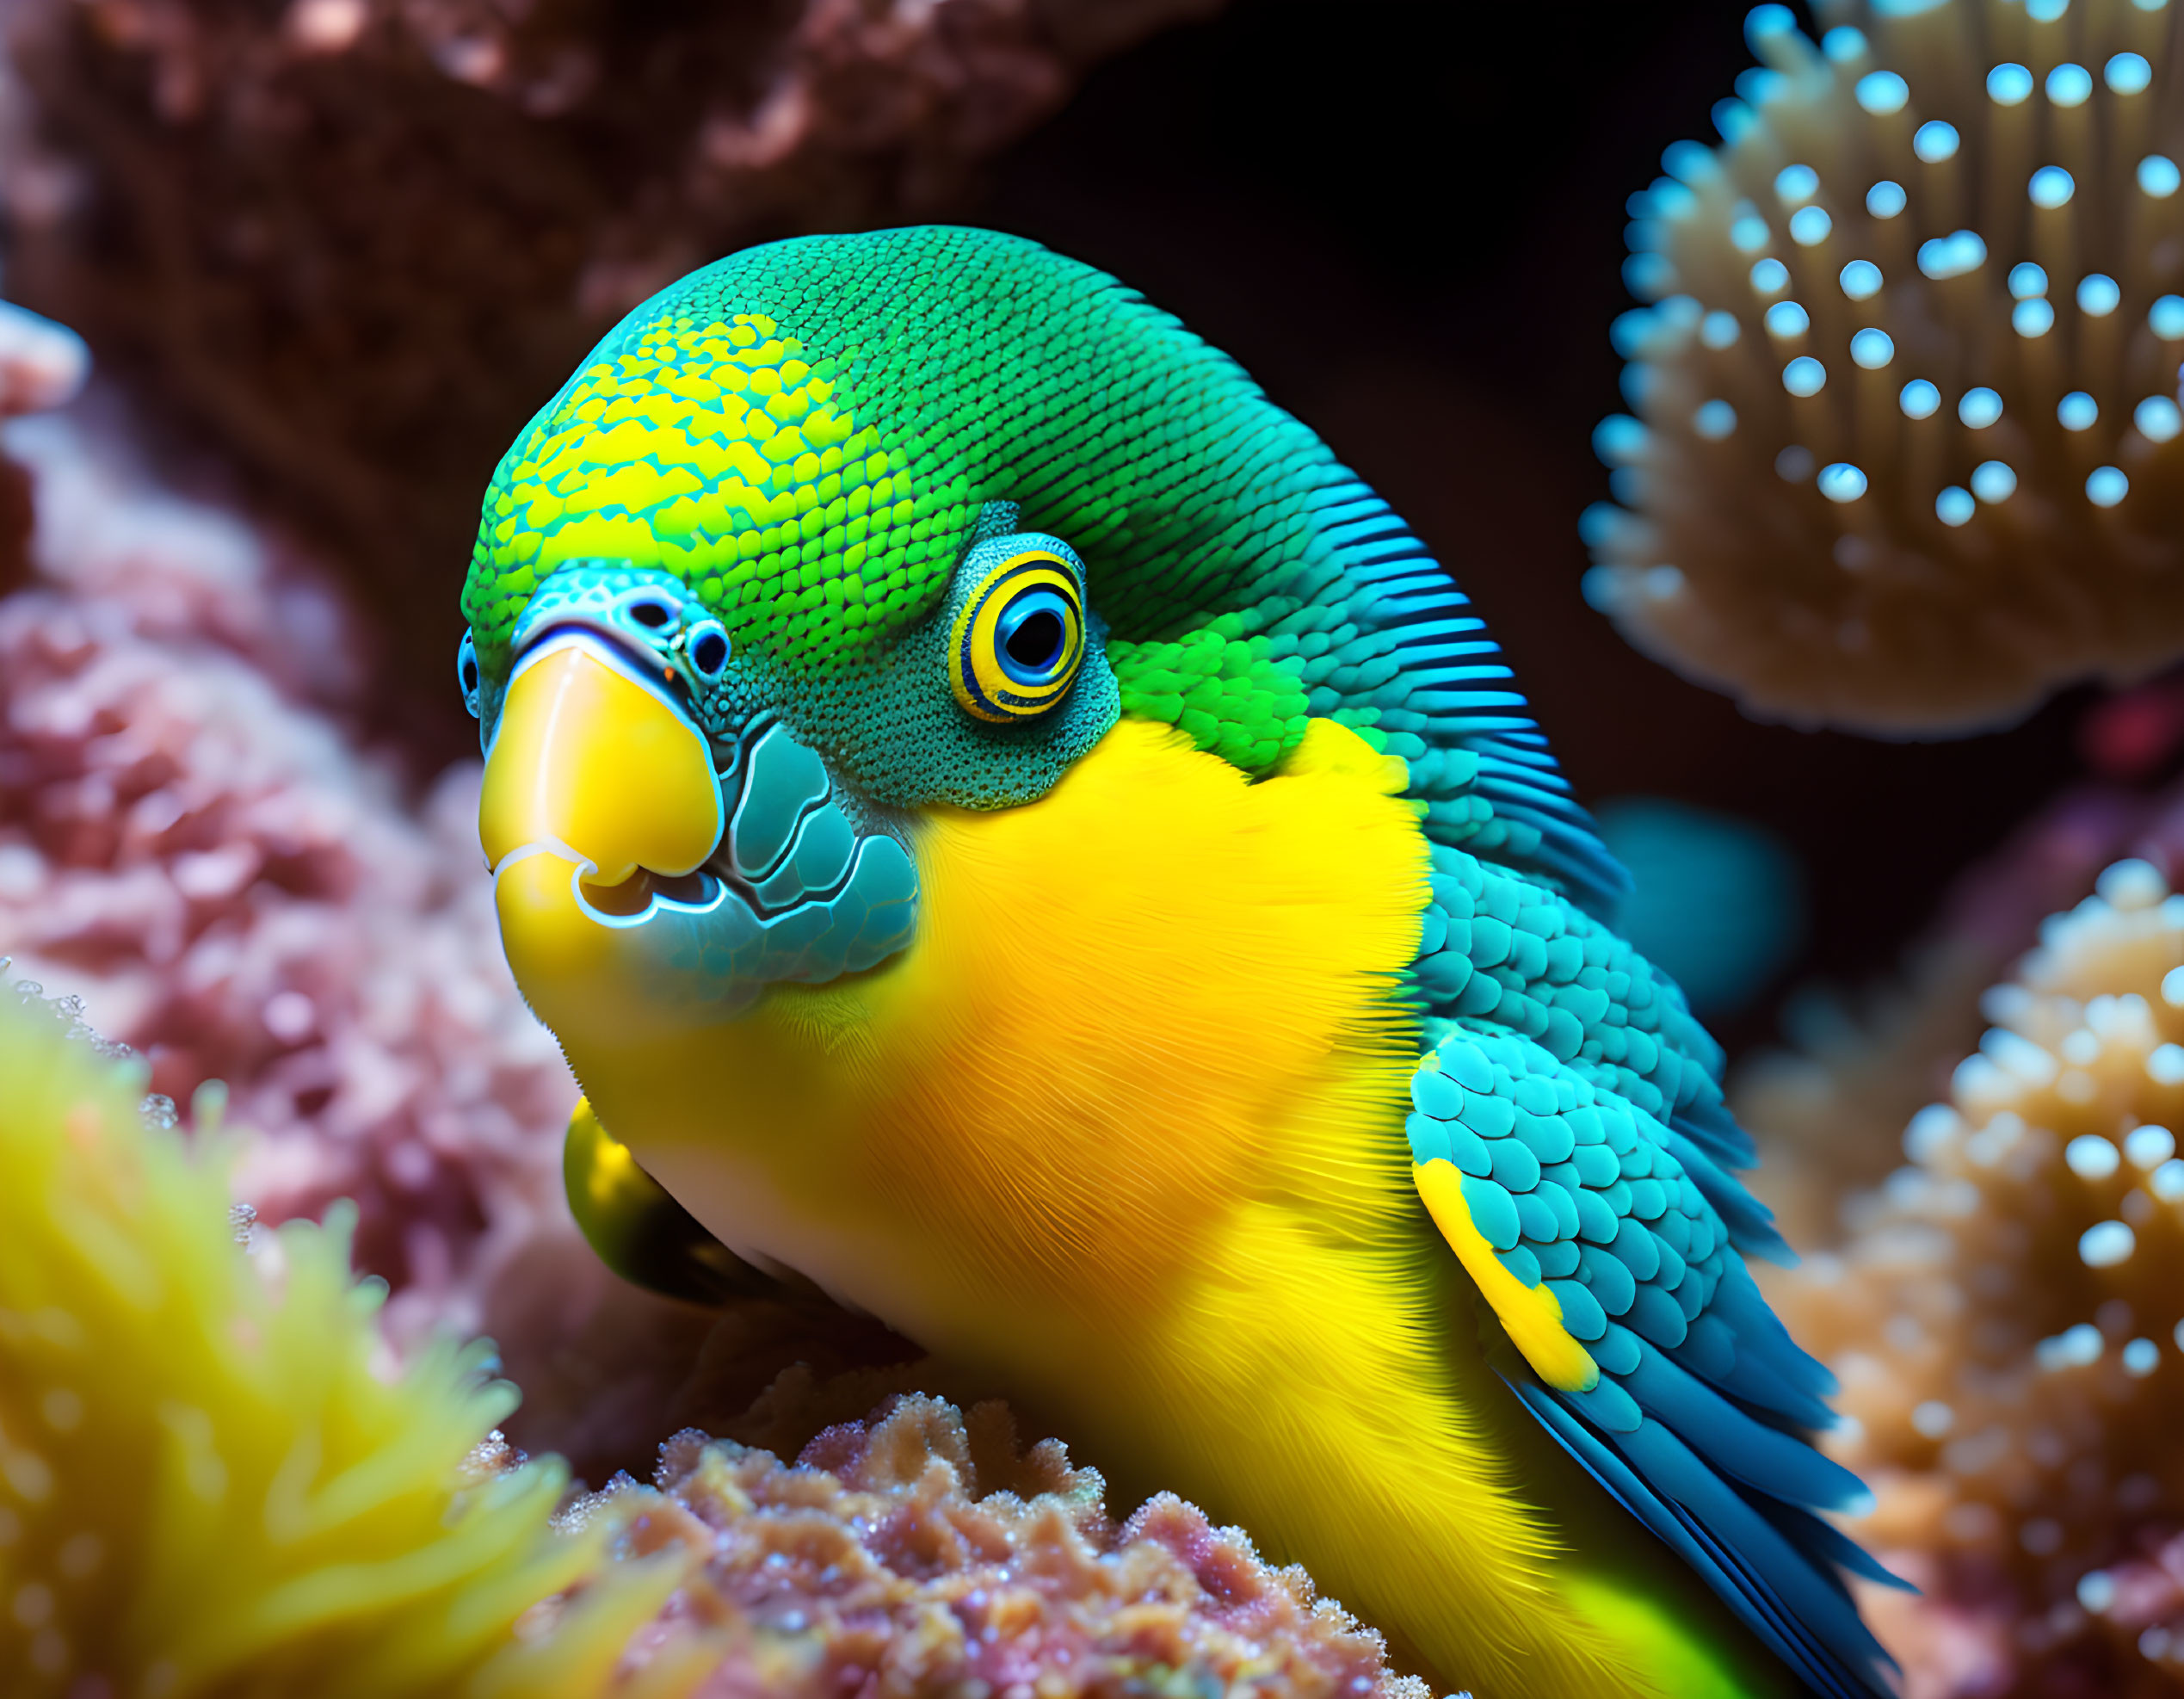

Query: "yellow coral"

xmin=0 ymin=985 xmax=691 ymax=1698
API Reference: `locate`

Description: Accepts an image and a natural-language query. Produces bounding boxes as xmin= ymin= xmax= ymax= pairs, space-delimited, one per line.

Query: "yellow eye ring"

xmin=949 ymin=550 xmax=1086 ymax=723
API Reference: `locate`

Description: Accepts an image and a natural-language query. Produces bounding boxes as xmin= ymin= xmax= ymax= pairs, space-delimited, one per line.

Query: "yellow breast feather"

xmin=565 ymin=716 xmax=1655 ymax=1698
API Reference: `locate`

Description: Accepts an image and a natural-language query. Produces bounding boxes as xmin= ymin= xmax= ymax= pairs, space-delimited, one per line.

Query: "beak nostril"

xmin=627 ymin=597 xmax=674 ymax=629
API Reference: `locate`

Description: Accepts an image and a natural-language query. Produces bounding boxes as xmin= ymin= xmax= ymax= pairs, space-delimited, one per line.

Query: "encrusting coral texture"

xmin=0 ymin=0 xmax=1224 ymax=707
xmin=1765 ymin=857 xmax=2184 ymax=1698
xmin=2 ymin=982 xmax=1422 ymax=1697
xmin=1588 ymin=0 xmax=2184 ymax=735
xmin=557 ymin=1395 xmax=1423 ymax=1699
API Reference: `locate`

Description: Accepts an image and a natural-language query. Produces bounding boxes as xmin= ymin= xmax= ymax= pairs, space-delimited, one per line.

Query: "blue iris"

xmin=994 ymin=588 xmax=1073 ymax=684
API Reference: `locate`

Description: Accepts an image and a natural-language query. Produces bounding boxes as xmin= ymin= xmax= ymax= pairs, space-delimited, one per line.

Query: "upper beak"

xmin=478 ymin=633 xmax=724 ymax=887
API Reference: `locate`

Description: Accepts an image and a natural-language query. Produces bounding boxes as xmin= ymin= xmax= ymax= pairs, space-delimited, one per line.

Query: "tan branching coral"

xmin=1740 ymin=770 xmax=2184 ymax=1250
xmin=1768 ymin=857 xmax=2184 ymax=1696
xmin=1588 ymin=0 xmax=2184 ymax=734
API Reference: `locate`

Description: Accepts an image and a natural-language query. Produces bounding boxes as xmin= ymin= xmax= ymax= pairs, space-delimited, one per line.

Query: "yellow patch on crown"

xmin=485 ymin=311 xmax=905 ymax=631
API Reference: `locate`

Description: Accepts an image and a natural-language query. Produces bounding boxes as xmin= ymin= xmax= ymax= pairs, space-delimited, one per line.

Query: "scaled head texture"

xmin=1589 ymin=0 xmax=2184 ymax=735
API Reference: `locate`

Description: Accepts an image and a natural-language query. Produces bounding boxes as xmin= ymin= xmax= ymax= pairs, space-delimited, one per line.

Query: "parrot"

xmin=459 ymin=226 xmax=1897 ymax=1699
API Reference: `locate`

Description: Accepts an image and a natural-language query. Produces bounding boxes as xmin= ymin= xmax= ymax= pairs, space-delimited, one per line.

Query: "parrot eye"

xmin=456 ymin=629 xmax=482 ymax=718
xmin=685 ymin=619 xmax=731 ymax=681
xmin=949 ymin=549 xmax=1086 ymax=724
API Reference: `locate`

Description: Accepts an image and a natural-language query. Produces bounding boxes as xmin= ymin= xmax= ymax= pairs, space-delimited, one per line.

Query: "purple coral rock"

xmin=551 ymin=1395 xmax=1422 ymax=1699
xmin=0 ymin=386 xmax=754 ymax=1474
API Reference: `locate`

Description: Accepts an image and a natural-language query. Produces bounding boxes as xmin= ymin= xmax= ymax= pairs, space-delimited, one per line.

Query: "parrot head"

xmin=462 ymin=226 xmax=1373 ymax=1060
xmin=472 ymin=507 xmax=1115 ymax=1048
xmin=460 ymin=225 xmax=1628 ymax=1317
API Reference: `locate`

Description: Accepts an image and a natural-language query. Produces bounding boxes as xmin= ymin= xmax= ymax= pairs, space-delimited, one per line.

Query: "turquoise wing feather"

xmin=1415 ymin=843 xmax=1754 ymax=1177
xmin=1405 ymin=851 xmax=1902 ymax=1699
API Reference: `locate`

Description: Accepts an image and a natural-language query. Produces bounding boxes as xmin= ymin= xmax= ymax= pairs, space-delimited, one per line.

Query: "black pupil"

xmin=630 ymin=600 xmax=671 ymax=628
xmin=1007 ymin=609 xmax=1064 ymax=670
xmin=692 ymin=632 xmax=726 ymax=673
xmin=462 ymin=659 xmax=478 ymax=690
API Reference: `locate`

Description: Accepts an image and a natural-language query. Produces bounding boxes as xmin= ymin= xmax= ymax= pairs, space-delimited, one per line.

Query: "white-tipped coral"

xmin=1767 ymin=858 xmax=2184 ymax=1695
xmin=1589 ymin=0 xmax=2184 ymax=734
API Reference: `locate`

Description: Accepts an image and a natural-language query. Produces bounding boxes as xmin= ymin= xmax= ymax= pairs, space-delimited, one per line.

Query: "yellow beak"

xmin=478 ymin=634 xmax=723 ymax=886
xmin=478 ymin=635 xmax=726 ymax=1042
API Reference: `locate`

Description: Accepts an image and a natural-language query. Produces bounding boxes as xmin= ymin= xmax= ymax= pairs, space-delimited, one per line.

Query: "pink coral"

xmin=552 ymin=1395 xmax=1422 ymax=1699
xmin=0 ymin=377 xmax=777 ymax=1461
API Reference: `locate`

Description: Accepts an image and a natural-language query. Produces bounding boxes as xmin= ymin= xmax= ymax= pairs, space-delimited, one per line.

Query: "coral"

xmin=556 ymin=1393 xmax=1425 ymax=1699
xmin=1739 ymin=770 xmax=2184 ymax=1249
xmin=0 ymin=990 xmax=1416 ymax=1699
xmin=0 ymin=0 xmax=1224 ymax=712
xmin=0 ymin=979 xmax=689 ymax=1698
xmin=1587 ymin=0 xmax=2184 ymax=735
xmin=1766 ymin=857 xmax=2184 ymax=1696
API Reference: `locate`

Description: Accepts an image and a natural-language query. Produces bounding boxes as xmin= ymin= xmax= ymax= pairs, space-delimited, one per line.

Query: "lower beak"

xmin=478 ymin=633 xmax=723 ymax=887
